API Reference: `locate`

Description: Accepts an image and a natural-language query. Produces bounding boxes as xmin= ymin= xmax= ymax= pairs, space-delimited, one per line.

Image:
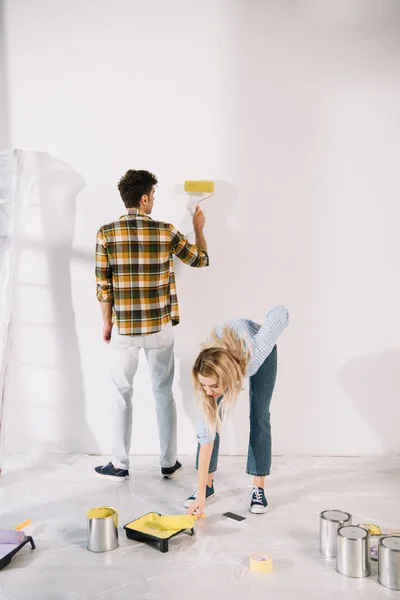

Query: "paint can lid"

xmin=381 ymin=536 xmax=400 ymax=551
xmin=339 ymin=526 xmax=368 ymax=539
xmin=321 ymin=510 xmax=351 ymax=522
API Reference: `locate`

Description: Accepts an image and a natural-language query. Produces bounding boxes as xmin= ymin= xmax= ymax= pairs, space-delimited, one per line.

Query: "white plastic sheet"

xmin=0 ymin=150 xmax=18 ymax=474
xmin=0 ymin=150 xmax=34 ymax=473
xmin=0 ymin=454 xmax=399 ymax=599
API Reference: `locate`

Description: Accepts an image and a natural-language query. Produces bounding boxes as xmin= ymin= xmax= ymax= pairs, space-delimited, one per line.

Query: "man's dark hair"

xmin=117 ymin=170 xmax=158 ymax=208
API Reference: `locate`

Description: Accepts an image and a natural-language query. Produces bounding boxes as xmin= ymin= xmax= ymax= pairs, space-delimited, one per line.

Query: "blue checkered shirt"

xmin=197 ymin=305 xmax=289 ymax=444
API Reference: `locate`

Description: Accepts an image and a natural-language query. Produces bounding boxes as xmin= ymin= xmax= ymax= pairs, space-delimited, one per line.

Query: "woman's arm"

xmin=187 ymin=442 xmax=214 ymax=516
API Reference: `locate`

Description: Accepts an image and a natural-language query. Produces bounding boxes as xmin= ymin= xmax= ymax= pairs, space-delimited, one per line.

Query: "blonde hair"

xmin=192 ymin=326 xmax=251 ymax=432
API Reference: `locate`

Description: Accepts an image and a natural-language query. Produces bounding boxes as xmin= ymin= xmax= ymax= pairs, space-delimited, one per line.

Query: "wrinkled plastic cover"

xmin=0 ymin=150 xmax=18 ymax=472
xmin=0 ymin=454 xmax=399 ymax=599
xmin=0 ymin=150 xmax=35 ymax=472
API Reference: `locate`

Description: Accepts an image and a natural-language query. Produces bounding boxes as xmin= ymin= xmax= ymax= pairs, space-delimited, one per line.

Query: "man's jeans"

xmin=196 ymin=346 xmax=278 ymax=476
xmin=109 ymin=321 xmax=177 ymax=470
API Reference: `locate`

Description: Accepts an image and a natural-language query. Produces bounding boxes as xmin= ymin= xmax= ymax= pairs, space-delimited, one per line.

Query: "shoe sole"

xmin=94 ymin=472 xmax=128 ymax=481
xmin=183 ymin=492 xmax=216 ymax=509
xmin=162 ymin=465 xmax=182 ymax=479
xmin=250 ymin=505 xmax=268 ymax=514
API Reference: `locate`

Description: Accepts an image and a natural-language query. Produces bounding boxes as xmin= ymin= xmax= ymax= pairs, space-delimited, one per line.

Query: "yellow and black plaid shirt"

xmin=95 ymin=208 xmax=209 ymax=335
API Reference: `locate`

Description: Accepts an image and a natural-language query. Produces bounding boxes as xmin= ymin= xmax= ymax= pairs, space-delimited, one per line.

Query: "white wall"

xmin=2 ymin=0 xmax=400 ymax=458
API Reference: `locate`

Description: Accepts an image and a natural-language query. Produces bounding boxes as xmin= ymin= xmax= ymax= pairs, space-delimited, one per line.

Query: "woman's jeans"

xmin=195 ymin=346 xmax=277 ymax=477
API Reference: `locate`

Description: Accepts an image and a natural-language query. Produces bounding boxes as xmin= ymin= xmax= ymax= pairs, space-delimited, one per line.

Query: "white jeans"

xmin=109 ymin=321 xmax=177 ymax=470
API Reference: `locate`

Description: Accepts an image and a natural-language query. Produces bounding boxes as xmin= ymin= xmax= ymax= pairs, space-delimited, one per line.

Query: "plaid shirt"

xmin=95 ymin=208 xmax=209 ymax=335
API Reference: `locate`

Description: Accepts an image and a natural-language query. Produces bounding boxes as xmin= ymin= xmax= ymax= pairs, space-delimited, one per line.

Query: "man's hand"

xmin=193 ymin=206 xmax=207 ymax=251
xmin=99 ymin=301 xmax=113 ymax=343
xmin=103 ymin=322 xmax=113 ymax=343
xmin=193 ymin=206 xmax=206 ymax=232
xmin=187 ymin=496 xmax=206 ymax=517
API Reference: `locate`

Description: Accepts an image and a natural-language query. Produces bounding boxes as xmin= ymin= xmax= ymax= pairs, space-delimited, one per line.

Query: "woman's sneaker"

xmin=184 ymin=481 xmax=215 ymax=508
xmin=250 ymin=486 xmax=268 ymax=513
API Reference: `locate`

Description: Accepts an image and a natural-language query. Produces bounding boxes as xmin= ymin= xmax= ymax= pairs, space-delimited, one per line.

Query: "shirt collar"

xmin=128 ymin=207 xmax=146 ymax=216
xmin=122 ymin=208 xmax=149 ymax=219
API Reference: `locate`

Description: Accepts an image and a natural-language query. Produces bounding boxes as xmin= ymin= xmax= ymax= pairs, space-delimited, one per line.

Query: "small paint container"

xmin=336 ymin=525 xmax=370 ymax=578
xmin=87 ymin=507 xmax=119 ymax=553
xmin=378 ymin=535 xmax=400 ymax=591
xmin=319 ymin=510 xmax=352 ymax=558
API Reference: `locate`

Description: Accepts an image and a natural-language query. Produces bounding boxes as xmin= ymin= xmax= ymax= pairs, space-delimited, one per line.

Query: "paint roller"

xmin=0 ymin=530 xmax=27 ymax=544
xmin=0 ymin=519 xmax=33 ymax=544
xmin=183 ymin=180 xmax=214 ymax=237
xmin=184 ymin=180 xmax=214 ymax=216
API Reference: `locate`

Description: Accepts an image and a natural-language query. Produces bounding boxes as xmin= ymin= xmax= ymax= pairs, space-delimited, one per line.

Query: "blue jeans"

xmin=195 ymin=346 xmax=277 ymax=476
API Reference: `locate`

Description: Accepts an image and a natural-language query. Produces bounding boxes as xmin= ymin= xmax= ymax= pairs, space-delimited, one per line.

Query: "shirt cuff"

xmin=96 ymin=285 xmax=114 ymax=302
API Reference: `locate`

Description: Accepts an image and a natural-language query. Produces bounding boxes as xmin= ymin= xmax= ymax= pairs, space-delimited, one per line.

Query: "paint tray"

xmin=124 ymin=512 xmax=194 ymax=553
xmin=0 ymin=536 xmax=36 ymax=570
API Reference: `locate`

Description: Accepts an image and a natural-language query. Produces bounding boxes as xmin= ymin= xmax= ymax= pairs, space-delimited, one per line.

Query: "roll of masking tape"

xmin=250 ymin=553 xmax=273 ymax=573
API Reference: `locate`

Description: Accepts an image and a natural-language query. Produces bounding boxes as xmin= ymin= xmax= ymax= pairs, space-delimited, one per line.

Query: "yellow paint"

xmin=87 ymin=507 xmax=117 ymax=519
xmin=15 ymin=519 xmax=31 ymax=531
xmin=359 ymin=524 xmax=383 ymax=536
xmin=184 ymin=181 xmax=214 ymax=193
xmin=125 ymin=513 xmax=200 ymax=538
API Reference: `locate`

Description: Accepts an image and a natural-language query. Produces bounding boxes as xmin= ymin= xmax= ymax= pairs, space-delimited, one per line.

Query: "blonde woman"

xmin=185 ymin=306 xmax=289 ymax=516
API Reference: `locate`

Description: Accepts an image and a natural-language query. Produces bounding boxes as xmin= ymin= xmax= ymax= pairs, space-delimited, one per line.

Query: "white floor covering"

xmin=0 ymin=454 xmax=399 ymax=600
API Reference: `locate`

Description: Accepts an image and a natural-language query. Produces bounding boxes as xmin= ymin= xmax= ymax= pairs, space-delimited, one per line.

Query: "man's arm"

xmin=169 ymin=208 xmax=209 ymax=267
xmin=194 ymin=229 xmax=207 ymax=252
xmin=99 ymin=301 xmax=113 ymax=343
xmin=95 ymin=228 xmax=114 ymax=343
xmin=193 ymin=207 xmax=207 ymax=251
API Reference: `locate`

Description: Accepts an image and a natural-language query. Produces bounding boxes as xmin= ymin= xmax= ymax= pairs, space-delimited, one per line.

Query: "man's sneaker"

xmin=184 ymin=481 xmax=215 ymax=508
xmin=250 ymin=486 xmax=268 ymax=513
xmin=94 ymin=462 xmax=129 ymax=481
xmin=161 ymin=460 xmax=182 ymax=479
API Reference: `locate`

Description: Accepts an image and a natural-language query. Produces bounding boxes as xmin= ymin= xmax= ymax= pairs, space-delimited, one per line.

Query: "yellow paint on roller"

xmin=184 ymin=181 xmax=214 ymax=193
xmin=250 ymin=553 xmax=273 ymax=573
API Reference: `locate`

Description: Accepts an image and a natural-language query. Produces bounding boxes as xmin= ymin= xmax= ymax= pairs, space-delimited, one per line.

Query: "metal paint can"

xmin=87 ymin=506 xmax=119 ymax=552
xmin=319 ymin=510 xmax=352 ymax=558
xmin=378 ymin=535 xmax=400 ymax=591
xmin=336 ymin=525 xmax=370 ymax=578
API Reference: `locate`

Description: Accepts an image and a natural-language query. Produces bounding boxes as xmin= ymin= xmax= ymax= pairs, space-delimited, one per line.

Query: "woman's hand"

xmin=187 ymin=496 xmax=206 ymax=517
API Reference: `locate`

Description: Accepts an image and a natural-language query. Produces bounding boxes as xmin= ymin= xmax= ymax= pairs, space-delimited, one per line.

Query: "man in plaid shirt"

xmin=95 ymin=169 xmax=209 ymax=480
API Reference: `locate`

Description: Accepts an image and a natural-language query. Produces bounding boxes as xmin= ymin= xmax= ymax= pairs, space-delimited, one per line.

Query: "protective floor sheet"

xmin=0 ymin=454 xmax=399 ymax=600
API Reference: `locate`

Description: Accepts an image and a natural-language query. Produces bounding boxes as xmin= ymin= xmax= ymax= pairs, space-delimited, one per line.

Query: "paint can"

xmin=336 ymin=525 xmax=370 ymax=578
xmin=87 ymin=507 xmax=119 ymax=552
xmin=378 ymin=535 xmax=400 ymax=591
xmin=319 ymin=510 xmax=352 ymax=558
